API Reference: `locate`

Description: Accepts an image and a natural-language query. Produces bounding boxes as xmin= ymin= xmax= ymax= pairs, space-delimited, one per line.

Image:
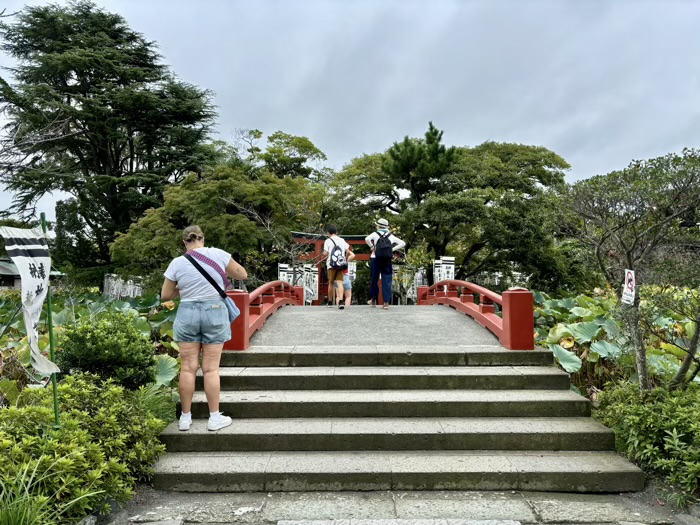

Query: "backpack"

xmin=374 ymin=231 xmax=393 ymax=259
xmin=329 ymin=238 xmax=348 ymax=269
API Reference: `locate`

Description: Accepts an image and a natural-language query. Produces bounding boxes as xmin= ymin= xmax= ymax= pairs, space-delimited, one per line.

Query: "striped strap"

xmin=186 ymin=250 xmax=228 ymax=289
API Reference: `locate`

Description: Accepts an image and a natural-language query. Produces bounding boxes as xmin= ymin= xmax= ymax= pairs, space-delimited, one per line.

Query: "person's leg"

xmin=381 ymin=262 xmax=393 ymax=309
xmin=335 ymin=278 xmax=343 ymax=306
xmin=178 ymin=342 xmax=201 ymax=414
xmin=369 ymin=258 xmax=379 ymax=304
xmin=201 ymin=343 xmax=224 ymax=413
xmin=344 ymin=275 xmax=352 ymax=306
xmin=200 ymin=302 xmax=233 ymax=431
xmin=327 ymin=268 xmax=336 ymax=305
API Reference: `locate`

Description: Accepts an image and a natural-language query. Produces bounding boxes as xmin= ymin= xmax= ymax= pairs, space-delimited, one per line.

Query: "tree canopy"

xmin=111 ymin=164 xmax=326 ymax=288
xmin=569 ymin=149 xmax=700 ymax=389
xmin=330 ymin=123 xmax=576 ymax=289
xmin=0 ymin=1 xmax=216 ymax=276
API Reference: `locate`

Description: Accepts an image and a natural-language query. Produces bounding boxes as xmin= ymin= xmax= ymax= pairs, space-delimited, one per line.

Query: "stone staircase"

xmin=152 ymin=307 xmax=644 ymax=493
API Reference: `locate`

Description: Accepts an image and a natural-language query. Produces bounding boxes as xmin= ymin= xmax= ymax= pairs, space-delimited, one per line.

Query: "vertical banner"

xmin=304 ymin=264 xmax=318 ymax=303
xmin=347 ymin=261 xmax=357 ymax=282
xmin=433 ymin=260 xmax=442 ymax=284
xmin=278 ymin=263 xmax=289 ymax=284
xmin=0 ymin=226 xmax=60 ymax=375
xmin=440 ymin=256 xmax=456 ymax=281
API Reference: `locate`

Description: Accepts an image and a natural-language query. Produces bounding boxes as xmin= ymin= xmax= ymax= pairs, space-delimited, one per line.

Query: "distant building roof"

xmin=0 ymin=258 xmax=63 ymax=277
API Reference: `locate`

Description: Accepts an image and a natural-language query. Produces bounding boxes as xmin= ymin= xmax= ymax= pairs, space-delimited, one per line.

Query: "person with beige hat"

xmin=365 ymin=218 xmax=405 ymax=309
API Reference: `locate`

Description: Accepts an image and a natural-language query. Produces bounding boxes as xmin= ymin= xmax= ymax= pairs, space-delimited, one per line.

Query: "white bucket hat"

xmin=376 ymin=218 xmax=389 ymax=228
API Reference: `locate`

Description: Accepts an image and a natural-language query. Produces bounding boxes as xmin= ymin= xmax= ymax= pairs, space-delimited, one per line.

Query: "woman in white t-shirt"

xmin=161 ymin=225 xmax=247 ymax=432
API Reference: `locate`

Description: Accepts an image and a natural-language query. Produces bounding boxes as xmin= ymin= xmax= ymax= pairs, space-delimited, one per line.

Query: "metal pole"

xmin=40 ymin=212 xmax=60 ymax=428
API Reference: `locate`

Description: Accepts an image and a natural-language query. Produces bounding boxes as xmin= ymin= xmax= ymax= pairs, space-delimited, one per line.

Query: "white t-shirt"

xmin=365 ymin=230 xmax=406 ymax=258
xmin=164 ymin=247 xmax=232 ymax=302
xmin=323 ymin=235 xmax=350 ymax=268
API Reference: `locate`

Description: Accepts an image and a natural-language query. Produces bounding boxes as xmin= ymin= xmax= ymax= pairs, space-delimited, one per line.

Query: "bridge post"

xmin=478 ymin=298 xmax=495 ymax=315
xmin=225 ymin=290 xmax=250 ymax=351
xmin=417 ymin=286 xmax=429 ymax=305
xmin=501 ymin=288 xmax=534 ymax=350
xmin=294 ymin=286 xmax=304 ymax=305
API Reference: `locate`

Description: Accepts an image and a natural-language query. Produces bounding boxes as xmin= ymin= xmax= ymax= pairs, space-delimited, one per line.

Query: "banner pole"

xmin=40 ymin=212 xmax=60 ymax=428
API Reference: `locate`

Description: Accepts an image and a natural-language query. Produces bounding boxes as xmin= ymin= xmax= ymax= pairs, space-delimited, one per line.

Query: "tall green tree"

xmin=331 ymin=124 xmax=573 ymax=289
xmin=259 ymin=131 xmax=327 ymax=179
xmin=569 ymin=149 xmax=700 ymax=390
xmin=0 ymin=1 xmax=216 ymax=276
xmin=111 ymin=165 xmax=326 ymax=289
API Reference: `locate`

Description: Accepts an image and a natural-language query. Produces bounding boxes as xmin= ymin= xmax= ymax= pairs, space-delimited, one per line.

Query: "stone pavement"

xmin=104 ymin=486 xmax=699 ymax=525
xmin=248 ymin=305 xmax=501 ymax=347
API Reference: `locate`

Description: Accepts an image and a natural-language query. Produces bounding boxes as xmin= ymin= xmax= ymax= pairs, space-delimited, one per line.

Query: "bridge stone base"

xmin=153 ymin=307 xmax=644 ymax=493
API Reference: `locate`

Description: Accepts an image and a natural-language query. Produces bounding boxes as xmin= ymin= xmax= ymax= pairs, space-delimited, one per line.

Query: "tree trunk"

xmin=620 ymin=302 xmax=650 ymax=390
xmin=669 ymin=311 xmax=700 ymax=390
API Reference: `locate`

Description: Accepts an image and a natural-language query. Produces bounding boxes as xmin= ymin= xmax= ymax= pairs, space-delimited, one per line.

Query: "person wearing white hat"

xmin=365 ymin=218 xmax=406 ymax=309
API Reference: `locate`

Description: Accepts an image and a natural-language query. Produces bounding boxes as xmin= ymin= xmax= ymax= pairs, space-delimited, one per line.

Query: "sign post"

xmin=41 ymin=213 xmax=60 ymax=428
xmin=621 ymin=269 xmax=636 ymax=306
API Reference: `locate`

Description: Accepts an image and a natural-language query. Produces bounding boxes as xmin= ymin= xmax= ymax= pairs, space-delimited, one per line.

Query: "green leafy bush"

xmin=534 ymin=291 xmax=630 ymax=390
xmin=133 ymin=383 xmax=177 ymax=423
xmin=0 ymin=455 xmax=102 ymax=525
xmin=57 ymin=312 xmax=156 ymax=389
xmin=0 ymin=373 xmax=167 ymax=520
xmin=595 ymin=381 xmax=700 ymax=504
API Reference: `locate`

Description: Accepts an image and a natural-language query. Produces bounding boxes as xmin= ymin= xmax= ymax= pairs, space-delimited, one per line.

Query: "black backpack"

xmin=329 ymin=239 xmax=348 ymax=270
xmin=374 ymin=232 xmax=393 ymax=259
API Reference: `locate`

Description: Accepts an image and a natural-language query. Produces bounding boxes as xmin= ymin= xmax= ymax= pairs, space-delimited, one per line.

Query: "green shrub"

xmin=57 ymin=312 xmax=156 ymax=389
xmin=0 ymin=456 xmax=102 ymax=525
xmin=0 ymin=373 xmax=167 ymax=520
xmin=595 ymin=381 xmax=700 ymax=504
xmin=133 ymin=383 xmax=177 ymax=423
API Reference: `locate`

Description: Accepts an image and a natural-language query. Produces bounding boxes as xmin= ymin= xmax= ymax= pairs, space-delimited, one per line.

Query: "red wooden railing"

xmin=224 ymin=281 xmax=304 ymax=351
xmin=417 ymin=280 xmax=534 ymax=350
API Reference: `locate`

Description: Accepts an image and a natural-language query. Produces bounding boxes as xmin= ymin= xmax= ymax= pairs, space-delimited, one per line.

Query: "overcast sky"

xmin=1 ymin=0 xmax=699 ymax=220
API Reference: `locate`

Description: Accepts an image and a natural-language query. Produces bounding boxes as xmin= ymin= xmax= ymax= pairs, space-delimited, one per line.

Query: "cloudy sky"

xmin=1 ymin=0 xmax=699 ymax=220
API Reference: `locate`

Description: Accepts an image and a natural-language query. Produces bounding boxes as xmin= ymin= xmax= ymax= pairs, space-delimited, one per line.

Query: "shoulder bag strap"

xmin=184 ymin=253 xmax=227 ymax=299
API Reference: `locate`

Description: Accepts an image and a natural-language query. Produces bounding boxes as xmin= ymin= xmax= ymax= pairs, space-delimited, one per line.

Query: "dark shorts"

xmin=174 ymin=300 xmax=231 ymax=344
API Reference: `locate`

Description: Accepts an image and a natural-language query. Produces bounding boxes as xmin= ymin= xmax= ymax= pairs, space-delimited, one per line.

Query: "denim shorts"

xmin=174 ymin=300 xmax=231 ymax=344
xmin=343 ymin=274 xmax=352 ymax=291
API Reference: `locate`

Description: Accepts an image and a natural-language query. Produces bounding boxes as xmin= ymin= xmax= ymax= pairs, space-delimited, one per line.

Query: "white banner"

xmin=0 ymin=226 xmax=60 ymax=374
xmin=304 ymin=264 xmax=318 ymax=303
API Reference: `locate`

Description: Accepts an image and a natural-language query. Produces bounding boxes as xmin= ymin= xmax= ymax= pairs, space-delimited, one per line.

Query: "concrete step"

xmin=186 ymin=390 xmax=590 ymax=418
xmin=220 ymin=346 xmax=554 ymax=368
xmin=198 ymin=366 xmax=570 ymax=391
xmin=152 ymin=450 xmax=645 ymax=492
xmin=161 ymin=417 xmax=615 ymax=452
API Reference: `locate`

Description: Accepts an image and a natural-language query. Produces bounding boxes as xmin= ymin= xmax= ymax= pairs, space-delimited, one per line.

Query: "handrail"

xmin=249 ymin=280 xmax=297 ymax=303
xmin=223 ymin=281 xmax=304 ymax=351
xmin=422 ymin=279 xmax=504 ymax=306
xmin=418 ymin=280 xmax=534 ymax=350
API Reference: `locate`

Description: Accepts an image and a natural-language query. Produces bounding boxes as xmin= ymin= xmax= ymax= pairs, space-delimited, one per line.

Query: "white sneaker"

xmin=208 ymin=412 xmax=232 ymax=431
xmin=178 ymin=412 xmax=192 ymax=431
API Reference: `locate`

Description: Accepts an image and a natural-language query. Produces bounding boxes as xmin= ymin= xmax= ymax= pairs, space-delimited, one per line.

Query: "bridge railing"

xmin=224 ymin=281 xmax=304 ymax=351
xmin=417 ymin=280 xmax=534 ymax=350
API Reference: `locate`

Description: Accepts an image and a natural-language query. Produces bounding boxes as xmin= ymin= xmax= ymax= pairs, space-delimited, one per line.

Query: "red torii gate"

xmin=292 ymin=231 xmax=372 ymax=305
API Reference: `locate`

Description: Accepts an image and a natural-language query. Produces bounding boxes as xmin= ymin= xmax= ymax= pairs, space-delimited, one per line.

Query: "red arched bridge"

xmin=223 ymin=279 xmax=534 ymax=351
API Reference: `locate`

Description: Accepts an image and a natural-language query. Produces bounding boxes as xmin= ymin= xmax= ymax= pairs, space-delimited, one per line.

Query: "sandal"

xmin=382 ymin=304 xmax=389 ymax=310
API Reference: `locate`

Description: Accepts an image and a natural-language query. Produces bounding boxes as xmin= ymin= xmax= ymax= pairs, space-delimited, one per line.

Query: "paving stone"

xmin=672 ymin=515 xmax=700 ymax=525
xmin=393 ymin=492 xmax=536 ymax=523
xmin=263 ymin=492 xmax=395 ymax=521
xmin=529 ymin=497 xmax=669 ymax=524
